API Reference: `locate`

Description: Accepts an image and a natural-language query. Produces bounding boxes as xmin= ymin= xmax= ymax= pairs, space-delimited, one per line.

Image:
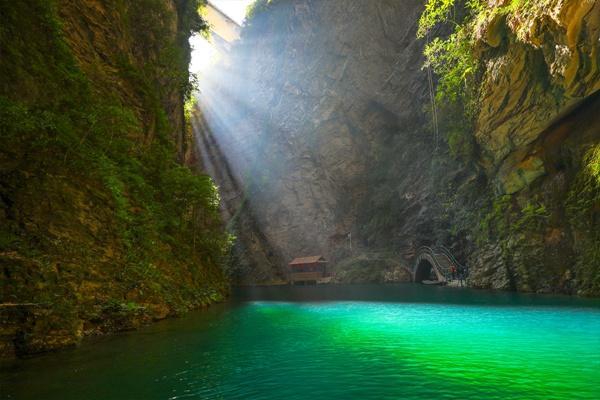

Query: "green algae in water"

xmin=2 ymin=286 xmax=600 ymax=399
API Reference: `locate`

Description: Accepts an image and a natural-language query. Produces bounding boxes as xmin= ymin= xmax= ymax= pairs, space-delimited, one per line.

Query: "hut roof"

xmin=288 ymin=255 xmax=326 ymax=265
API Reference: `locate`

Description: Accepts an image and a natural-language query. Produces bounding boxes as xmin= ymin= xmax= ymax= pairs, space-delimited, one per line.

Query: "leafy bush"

xmin=418 ymin=1 xmax=483 ymax=105
xmin=565 ymin=144 xmax=600 ymax=293
xmin=418 ymin=0 xmax=555 ymax=105
xmin=0 ymin=0 xmax=230 ymax=325
xmin=447 ymin=122 xmax=475 ymax=159
xmin=245 ymin=0 xmax=274 ymax=22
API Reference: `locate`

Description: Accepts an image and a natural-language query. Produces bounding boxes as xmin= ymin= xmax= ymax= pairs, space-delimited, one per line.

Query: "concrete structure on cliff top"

xmin=206 ymin=1 xmax=241 ymax=49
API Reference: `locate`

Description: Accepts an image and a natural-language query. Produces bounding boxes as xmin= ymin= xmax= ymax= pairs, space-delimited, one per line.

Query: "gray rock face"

xmin=469 ymin=245 xmax=512 ymax=291
xmin=198 ymin=0 xmax=435 ymax=281
xmin=197 ymin=0 xmax=600 ymax=294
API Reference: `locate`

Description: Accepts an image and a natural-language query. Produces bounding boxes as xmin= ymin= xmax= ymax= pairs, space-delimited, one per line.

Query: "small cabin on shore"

xmin=289 ymin=255 xmax=328 ymax=284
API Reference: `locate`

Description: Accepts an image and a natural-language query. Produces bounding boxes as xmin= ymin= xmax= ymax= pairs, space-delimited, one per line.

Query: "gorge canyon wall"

xmin=198 ymin=0 xmax=600 ymax=293
xmin=0 ymin=0 xmax=229 ymax=357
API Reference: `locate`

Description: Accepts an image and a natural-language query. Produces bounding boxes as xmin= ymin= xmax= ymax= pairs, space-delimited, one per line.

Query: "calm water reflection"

xmin=2 ymin=284 xmax=600 ymax=399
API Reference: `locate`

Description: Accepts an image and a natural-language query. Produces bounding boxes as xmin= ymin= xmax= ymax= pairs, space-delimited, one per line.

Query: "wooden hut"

xmin=289 ymin=255 xmax=328 ymax=284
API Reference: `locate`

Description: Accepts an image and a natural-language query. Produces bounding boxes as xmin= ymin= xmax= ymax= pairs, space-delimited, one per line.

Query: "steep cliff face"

xmin=199 ymin=0 xmax=598 ymax=293
xmin=198 ymin=0 xmax=430 ymax=283
xmin=461 ymin=0 xmax=600 ymax=294
xmin=474 ymin=0 xmax=599 ymax=191
xmin=0 ymin=0 xmax=229 ymax=358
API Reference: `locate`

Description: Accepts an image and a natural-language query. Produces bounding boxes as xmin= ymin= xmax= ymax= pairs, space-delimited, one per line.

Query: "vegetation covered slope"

xmin=419 ymin=0 xmax=600 ymax=294
xmin=0 ymin=0 xmax=230 ymax=357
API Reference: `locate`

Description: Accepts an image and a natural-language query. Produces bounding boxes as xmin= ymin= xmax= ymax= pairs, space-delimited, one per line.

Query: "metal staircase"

xmin=413 ymin=245 xmax=468 ymax=284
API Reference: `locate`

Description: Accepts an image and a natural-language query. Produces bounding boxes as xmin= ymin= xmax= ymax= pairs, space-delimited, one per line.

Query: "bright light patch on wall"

xmin=211 ymin=0 xmax=255 ymax=25
xmin=189 ymin=1 xmax=252 ymax=74
xmin=189 ymin=34 xmax=219 ymax=74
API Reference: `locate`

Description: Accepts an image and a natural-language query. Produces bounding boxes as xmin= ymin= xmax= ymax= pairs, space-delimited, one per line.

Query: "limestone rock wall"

xmin=474 ymin=0 xmax=600 ymax=194
xmin=198 ymin=0 xmax=433 ymax=281
xmin=466 ymin=0 xmax=600 ymax=294
xmin=200 ymin=0 xmax=599 ymax=294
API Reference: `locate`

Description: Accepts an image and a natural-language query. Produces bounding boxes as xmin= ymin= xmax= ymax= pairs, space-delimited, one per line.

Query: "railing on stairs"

xmin=434 ymin=245 xmax=468 ymax=278
xmin=414 ymin=245 xmax=468 ymax=283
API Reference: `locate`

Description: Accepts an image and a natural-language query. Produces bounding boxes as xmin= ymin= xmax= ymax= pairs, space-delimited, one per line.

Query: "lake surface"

xmin=2 ymin=284 xmax=600 ymax=399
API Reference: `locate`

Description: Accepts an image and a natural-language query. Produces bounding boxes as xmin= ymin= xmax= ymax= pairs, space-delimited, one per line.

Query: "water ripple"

xmin=2 ymin=292 xmax=600 ymax=400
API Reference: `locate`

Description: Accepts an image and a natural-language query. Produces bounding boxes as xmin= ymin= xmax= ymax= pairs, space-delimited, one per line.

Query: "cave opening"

xmin=414 ymin=259 xmax=435 ymax=283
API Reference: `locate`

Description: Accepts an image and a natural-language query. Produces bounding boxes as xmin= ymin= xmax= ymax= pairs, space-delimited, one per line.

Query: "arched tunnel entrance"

xmin=414 ymin=259 xmax=435 ymax=283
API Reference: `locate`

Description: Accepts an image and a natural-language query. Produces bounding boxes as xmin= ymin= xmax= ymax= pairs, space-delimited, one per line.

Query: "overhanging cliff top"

xmin=206 ymin=1 xmax=241 ymax=43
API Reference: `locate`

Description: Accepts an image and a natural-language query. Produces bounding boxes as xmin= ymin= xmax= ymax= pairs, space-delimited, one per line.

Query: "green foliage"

xmin=474 ymin=143 xmax=598 ymax=294
xmin=96 ymin=155 xmax=132 ymax=225
xmin=161 ymin=166 xmax=220 ymax=213
xmin=491 ymin=0 xmax=554 ymax=41
xmin=419 ymin=0 xmax=597 ymax=294
xmin=417 ymin=0 xmax=557 ymax=160
xmin=423 ymin=27 xmax=479 ymax=105
xmin=418 ymin=1 xmax=483 ymax=102
xmin=479 ymin=195 xmax=550 ymax=240
xmin=417 ymin=0 xmax=485 ymax=112
xmin=245 ymin=0 xmax=275 ymax=22
xmin=566 ymin=145 xmax=600 ymax=228
xmin=514 ymin=201 xmax=549 ymax=231
xmin=181 ymin=0 xmax=210 ymax=36
xmin=418 ymin=0 xmax=555 ymax=104
xmin=0 ymin=0 xmax=230 ymax=335
xmin=417 ymin=0 xmax=457 ymax=38
xmin=447 ymin=121 xmax=475 ymax=159
xmin=417 ymin=1 xmax=483 ymax=162
xmin=102 ymin=299 xmax=145 ymax=315
xmin=478 ymin=195 xmax=512 ymax=240
xmin=417 ymin=0 xmax=483 ymax=38
xmin=565 ymin=144 xmax=600 ymax=294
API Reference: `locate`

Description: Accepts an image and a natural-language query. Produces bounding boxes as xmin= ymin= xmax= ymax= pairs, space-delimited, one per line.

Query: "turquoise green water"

xmin=2 ymin=285 xmax=600 ymax=399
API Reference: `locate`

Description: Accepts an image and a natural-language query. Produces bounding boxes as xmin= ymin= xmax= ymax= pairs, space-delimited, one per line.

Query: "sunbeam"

xmin=2 ymin=0 xmax=599 ymax=398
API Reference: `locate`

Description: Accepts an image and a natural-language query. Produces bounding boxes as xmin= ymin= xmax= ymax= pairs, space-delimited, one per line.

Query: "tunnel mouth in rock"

xmin=414 ymin=259 xmax=434 ymax=283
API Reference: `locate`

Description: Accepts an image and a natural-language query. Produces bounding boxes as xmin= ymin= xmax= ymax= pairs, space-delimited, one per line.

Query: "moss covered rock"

xmin=0 ymin=0 xmax=230 ymax=358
